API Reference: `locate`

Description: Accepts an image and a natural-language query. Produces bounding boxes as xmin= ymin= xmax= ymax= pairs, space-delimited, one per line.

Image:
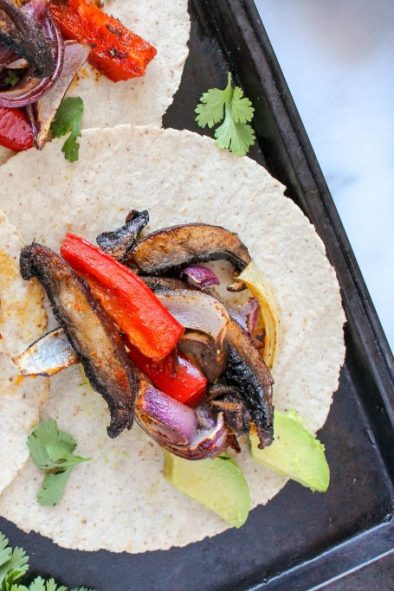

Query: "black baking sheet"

xmin=1 ymin=1 xmax=393 ymax=590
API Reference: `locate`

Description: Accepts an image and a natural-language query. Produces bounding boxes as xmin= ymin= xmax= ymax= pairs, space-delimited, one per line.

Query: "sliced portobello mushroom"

xmin=124 ymin=223 xmax=251 ymax=275
xmin=178 ymin=330 xmax=227 ymax=382
xmin=19 ymin=243 xmax=139 ymax=438
xmin=96 ymin=210 xmax=149 ymax=260
xmin=222 ymin=319 xmax=274 ymax=448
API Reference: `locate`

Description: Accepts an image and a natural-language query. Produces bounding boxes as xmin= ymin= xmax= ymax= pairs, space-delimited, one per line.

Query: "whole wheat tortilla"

xmin=0 ymin=212 xmax=48 ymax=494
xmin=67 ymin=0 xmax=190 ymax=129
xmin=0 ymin=126 xmax=345 ymax=552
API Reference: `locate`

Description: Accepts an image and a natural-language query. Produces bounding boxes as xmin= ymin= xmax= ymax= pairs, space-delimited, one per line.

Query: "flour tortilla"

xmin=66 ymin=0 xmax=190 ymax=129
xmin=0 ymin=126 xmax=345 ymax=552
xmin=0 ymin=212 xmax=48 ymax=494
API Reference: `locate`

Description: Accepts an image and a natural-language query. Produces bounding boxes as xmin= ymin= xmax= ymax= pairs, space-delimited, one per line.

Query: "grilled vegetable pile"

xmin=17 ymin=212 xmax=279 ymax=460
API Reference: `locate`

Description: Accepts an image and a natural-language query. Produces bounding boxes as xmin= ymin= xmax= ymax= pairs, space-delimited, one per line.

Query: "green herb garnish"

xmin=50 ymin=97 xmax=84 ymax=163
xmin=195 ymin=73 xmax=255 ymax=156
xmin=27 ymin=419 xmax=89 ymax=507
xmin=0 ymin=532 xmax=94 ymax=591
xmin=0 ymin=531 xmax=29 ymax=590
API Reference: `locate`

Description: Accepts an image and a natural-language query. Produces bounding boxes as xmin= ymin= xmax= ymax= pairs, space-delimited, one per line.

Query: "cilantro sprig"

xmin=27 ymin=419 xmax=89 ymax=507
xmin=50 ymin=97 xmax=84 ymax=163
xmin=0 ymin=532 xmax=94 ymax=591
xmin=0 ymin=532 xmax=29 ymax=590
xmin=195 ymin=73 xmax=256 ymax=156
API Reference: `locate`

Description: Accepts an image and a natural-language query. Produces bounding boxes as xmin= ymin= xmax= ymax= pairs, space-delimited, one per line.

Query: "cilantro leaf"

xmin=29 ymin=577 xmax=67 ymax=591
xmin=50 ymin=97 xmax=84 ymax=163
xmin=195 ymin=87 xmax=228 ymax=128
xmin=215 ymin=112 xmax=256 ymax=157
xmin=27 ymin=420 xmax=89 ymax=507
xmin=230 ymin=86 xmax=254 ymax=124
xmin=37 ymin=471 xmax=73 ymax=507
xmin=195 ymin=73 xmax=255 ymax=156
xmin=0 ymin=533 xmax=29 ymax=590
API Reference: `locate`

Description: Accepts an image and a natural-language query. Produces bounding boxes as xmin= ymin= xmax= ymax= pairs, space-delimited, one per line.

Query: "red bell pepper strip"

xmin=127 ymin=342 xmax=207 ymax=407
xmin=49 ymin=0 xmax=157 ymax=82
xmin=0 ymin=107 xmax=33 ymax=151
xmin=60 ymin=233 xmax=184 ymax=361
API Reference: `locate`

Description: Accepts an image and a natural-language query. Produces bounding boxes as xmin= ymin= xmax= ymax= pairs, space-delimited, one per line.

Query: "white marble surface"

xmin=255 ymin=0 xmax=394 ymax=352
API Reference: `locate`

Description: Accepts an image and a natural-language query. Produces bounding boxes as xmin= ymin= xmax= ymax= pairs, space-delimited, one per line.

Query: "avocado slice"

xmin=164 ymin=453 xmax=251 ymax=528
xmin=250 ymin=410 xmax=330 ymax=492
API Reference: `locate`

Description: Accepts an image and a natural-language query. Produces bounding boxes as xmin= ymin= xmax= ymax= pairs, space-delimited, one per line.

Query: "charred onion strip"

xmin=125 ymin=223 xmax=251 ymax=274
xmin=96 ymin=210 xmax=149 ymax=260
xmin=223 ymin=320 xmax=274 ymax=448
xmin=14 ymin=326 xmax=78 ymax=376
xmin=20 ymin=243 xmax=138 ymax=438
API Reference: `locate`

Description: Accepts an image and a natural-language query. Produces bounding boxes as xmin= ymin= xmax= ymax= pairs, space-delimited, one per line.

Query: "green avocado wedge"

xmin=164 ymin=453 xmax=251 ymax=528
xmin=250 ymin=410 xmax=330 ymax=492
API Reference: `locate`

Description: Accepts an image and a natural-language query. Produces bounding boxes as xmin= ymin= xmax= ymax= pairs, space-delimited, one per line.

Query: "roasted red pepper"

xmin=49 ymin=0 xmax=157 ymax=82
xmin=0 ymin=107 xmax=33 ymax=151
xmin=61 ymin=234 xmax=184 ymax=360
xmin=128 ymin=343 xmax=207 ymax=407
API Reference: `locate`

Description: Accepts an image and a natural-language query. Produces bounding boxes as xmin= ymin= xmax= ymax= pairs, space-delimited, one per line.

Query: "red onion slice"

xmin=181 ymin=265 xmax=220 ymax=288
xmin=0 ymin=9 xmax=64 ymax=108
xmin=157 ymin=289 xmax=230 ymax=345
xmin=21 ymin=0 xmax=48 ymax=23
xmin=135 ymin=381 xmax=229 ymax=459
xmin=25 ymin=103 xmax=39 ymax=140
xmin=136 ymin=383 xmax=197 ymax=446
xmin=35 ymin=41 xmax=90 ymax=148
xmin=229 ymin=298 xmax=260 ymax=335
xmin=165 ymin=413 xmax=229 ymax=460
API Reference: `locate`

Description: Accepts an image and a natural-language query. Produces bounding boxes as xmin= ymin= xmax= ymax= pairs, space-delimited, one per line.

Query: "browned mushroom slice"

xmin=156 ymin=289 xmax=230 ymax=345
xmin=223 ymin=320 xmax=274 ymax=448
xmin=142 ymin=276 xmax=188 ymax=292
xmin=210 ymin=398 xmax=251 ymax=435
xmin=178 ymin=331 xmax=227 ymax=382
xmin=125 ymin=223 xmax=251 ymax=274
xmin=20 ymin=243 xmax=138 ymax=438
xmin=96 ymin=210 xmax=149 ymax=260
